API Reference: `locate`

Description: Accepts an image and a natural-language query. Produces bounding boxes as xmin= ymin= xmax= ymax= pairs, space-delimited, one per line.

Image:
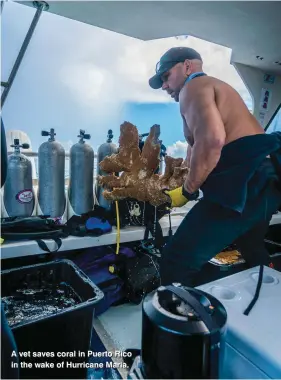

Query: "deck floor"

xmin=97 ymin=302 xmax=143 ymax=351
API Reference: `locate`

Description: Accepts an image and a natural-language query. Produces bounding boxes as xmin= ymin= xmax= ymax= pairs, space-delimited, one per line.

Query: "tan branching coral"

xmin=98 ymin=122 xmax=188 ymax=206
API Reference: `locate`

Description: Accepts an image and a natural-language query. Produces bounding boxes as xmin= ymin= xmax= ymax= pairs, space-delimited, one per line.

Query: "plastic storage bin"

xmin=1 ymin=259 xmax=104 ymax=379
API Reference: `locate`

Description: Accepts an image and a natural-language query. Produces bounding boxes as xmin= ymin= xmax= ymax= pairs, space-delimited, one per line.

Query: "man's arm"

xmin=181 ymin=114 xmax=192 ymax=168
xmin=182 ymin=144 xmax=192 ymax=167
xmin=181 ymin=85 xmax=226 ymax=193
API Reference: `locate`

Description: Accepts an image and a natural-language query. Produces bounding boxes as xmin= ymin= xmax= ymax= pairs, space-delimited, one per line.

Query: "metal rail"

xmin=1 ymin=1 xmax=49 ymax=107
xmin=7 ymin=151 xmax=99 ymax=159
xmin=0 ymin=0 xmax=5 ymax=14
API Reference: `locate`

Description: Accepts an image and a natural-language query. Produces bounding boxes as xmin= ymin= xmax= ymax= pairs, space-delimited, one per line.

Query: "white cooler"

xmin=198 ymin=266 xmax=281 ymax=379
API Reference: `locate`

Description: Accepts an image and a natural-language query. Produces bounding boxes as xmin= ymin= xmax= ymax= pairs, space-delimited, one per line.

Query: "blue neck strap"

xmin=184 ymin=72 xmax=206 ymax=85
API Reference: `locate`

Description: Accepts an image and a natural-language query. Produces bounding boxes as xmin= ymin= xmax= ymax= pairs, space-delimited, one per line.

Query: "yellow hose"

xmin=115 ymin=201 xmax=120 ymax=254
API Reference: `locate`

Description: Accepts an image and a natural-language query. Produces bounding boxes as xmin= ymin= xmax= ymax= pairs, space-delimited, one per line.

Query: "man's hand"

xmin=164 ymin=186 xmax=199 ymax=208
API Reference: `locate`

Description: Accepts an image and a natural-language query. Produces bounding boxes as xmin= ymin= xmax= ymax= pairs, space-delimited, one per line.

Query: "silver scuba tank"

xmin=3 ymin=139 xmax=35 ymax=217
xmin=68 ymin=130 xmax=94 ymax=216
xmin=37 ymin=128 xmax=66 ymax=218
xmin=159 ymin=143 xmax=167 ymax=175
xmin=96 ymin=129 xmax=118 ymax=209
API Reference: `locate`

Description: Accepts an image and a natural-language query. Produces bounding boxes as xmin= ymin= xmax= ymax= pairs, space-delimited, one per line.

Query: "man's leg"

xmin=234 ymin=220 xmax=273 ymax=268
xmin=160 ymin=181 xmax=281 ymax=286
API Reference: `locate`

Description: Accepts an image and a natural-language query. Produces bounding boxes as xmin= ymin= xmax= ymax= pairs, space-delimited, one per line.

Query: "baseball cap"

xmin=149 ymin=47 xmax=202 ymax=89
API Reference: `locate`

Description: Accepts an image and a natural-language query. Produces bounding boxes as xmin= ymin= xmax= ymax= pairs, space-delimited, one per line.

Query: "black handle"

xmin=164 ymin=285 xmax=217 ymax=331
xmin=36 ymin=237 xmax=62 ymax=253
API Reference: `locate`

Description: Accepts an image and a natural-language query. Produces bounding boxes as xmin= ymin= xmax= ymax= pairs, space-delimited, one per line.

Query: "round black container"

xmin=141 ymin=284 xmax=227 ymax=379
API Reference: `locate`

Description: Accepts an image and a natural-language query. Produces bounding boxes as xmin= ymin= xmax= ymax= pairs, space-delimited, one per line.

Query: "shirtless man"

xmin=149 ymin=47 xmax=281 ymax=286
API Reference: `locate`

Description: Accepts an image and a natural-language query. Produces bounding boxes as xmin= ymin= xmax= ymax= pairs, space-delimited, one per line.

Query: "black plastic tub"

xmin=1 ymin=259 xmax=104 ymax=379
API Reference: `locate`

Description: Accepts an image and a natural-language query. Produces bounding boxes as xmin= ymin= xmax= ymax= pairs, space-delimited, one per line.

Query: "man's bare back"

xmin=181 ymin=76 xmax=264 ymax=147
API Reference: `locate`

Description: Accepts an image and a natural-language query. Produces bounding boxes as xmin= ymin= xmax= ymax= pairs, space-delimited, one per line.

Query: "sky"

xmin=1 ymin=1 xmax=256 ymax=161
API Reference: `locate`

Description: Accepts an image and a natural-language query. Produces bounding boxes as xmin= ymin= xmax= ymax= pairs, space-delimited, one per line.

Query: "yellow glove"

xmin=164 ymin=186 xmax=199 ymax=208
xmin=164 ymin=187 xmax=189 ymax=208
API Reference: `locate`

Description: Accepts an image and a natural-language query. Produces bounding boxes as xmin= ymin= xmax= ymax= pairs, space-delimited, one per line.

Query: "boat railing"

xmin=7 ymin=151 xmax=98 ymax=159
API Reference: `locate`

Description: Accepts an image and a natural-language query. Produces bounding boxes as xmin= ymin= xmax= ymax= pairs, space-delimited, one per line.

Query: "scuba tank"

xmin=159 ymin=143 xmax=167 ymax=175
xmin=2 ymin=139 xmax=35 ymax=217
xmin=139 ymin=132 xmax=166 ymax=174
xmin=37 ymin=128 xmax=66 ymax=220
xmin=1 ymin=118 xmax=7 ymax=188
xmin=68 ymin=130 xmax=94 ymax=217
xmin=96 ymin=129 xmax=118 ymax=210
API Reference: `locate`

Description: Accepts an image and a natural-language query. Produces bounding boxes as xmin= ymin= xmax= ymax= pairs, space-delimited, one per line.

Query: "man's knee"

xmin=160 ymin=257 xmax=198 ymax=287
xmin=160 ymin=238 xmax=202 ymax=286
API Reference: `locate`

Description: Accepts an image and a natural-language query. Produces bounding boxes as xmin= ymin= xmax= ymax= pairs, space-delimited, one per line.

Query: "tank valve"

xmin=41 ymin=128 xmax=56 ymax=141
xmin=10 ymin=139 xmax=30 ymax=153
xmin=78 ymin=129 xmax=91 ymax=142
xmin=107 ymin=129 xmax=113 ymax=143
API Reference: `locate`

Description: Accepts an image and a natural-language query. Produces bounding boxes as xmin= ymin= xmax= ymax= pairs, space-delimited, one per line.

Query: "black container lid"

xmin=143 ymin=284 xmax=227 ymax=335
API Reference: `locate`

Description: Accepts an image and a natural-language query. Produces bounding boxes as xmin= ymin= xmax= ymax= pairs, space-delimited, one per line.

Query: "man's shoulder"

xmin=181 ymin=78 xmax=215 ymax=103
xmin=179 ymin=75 xmax=224 ymax=110
xmin=183 ymin=75 xmax=215 ymax=94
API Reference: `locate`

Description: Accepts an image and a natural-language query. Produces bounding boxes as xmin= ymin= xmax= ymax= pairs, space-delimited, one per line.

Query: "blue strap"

xmin=184 ymin=71 xmax=206 ymax=85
